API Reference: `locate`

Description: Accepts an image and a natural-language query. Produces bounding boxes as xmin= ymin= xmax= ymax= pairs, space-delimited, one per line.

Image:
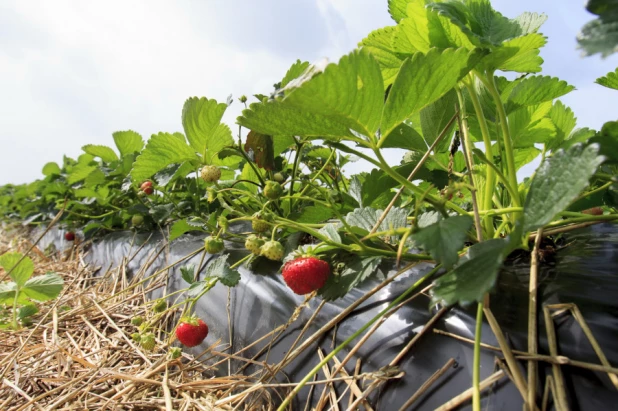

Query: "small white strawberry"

xmin=200 ymin=165 xmax=221 ymax=183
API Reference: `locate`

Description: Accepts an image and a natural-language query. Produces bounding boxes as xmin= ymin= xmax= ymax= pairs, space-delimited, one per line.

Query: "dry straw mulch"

xmin=0 ymin=230 xmax=278 ymax=411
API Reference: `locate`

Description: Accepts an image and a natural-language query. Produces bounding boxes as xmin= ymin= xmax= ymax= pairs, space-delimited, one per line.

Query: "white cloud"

xmin=0 ymin=1 xmax=300 ymax=184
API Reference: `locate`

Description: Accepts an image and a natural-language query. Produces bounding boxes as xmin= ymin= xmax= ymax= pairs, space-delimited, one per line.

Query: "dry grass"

xmin=0 ymin=230 xmax=278 ymax=410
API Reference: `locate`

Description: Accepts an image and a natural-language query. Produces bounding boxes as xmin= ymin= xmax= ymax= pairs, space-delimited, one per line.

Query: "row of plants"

xmin=2 ymin=0 xmax=618 ymax=409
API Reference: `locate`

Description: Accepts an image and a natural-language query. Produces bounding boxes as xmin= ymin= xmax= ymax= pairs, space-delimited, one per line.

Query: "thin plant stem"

xmin=484 ymin=71 xmax=521 ymax=211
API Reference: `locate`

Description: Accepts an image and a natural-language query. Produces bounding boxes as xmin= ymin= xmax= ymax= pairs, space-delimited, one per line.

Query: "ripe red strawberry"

xmin=282 ymin=257 xmax=330 ymax=295
xmin=64 ymin=232 xmax=75 ymax=241
xmin=142 ymin=186 xmax=154 ymax=195
xmin=140 ymin=181 xmax=153 ymax=191
xmin=175 ymin=317 xmax=209 ymax=347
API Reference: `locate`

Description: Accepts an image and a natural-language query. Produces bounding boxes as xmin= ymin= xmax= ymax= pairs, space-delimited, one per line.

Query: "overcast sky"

xmin=1 ymin=0 xmax=617 ymax=185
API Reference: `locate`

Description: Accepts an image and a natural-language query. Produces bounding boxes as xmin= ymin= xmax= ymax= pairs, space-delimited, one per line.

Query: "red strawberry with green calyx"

xmin=175 ymin=317 xmax=209 ymax=347
xmin=282 ymin=256 xmax=330 ymax=295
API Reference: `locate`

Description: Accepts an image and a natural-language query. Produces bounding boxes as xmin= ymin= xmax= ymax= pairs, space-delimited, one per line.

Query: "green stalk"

xmin=473 ymin=302 xmax=484 ymax=411
xmin=276 ymin=264 xmax=442 ymax=411
xmin=288 ymin=140 xmax=305 ymax=204
xmin=12 ymin=287 xmax=20 ymax=329
xmin=484 ymin=71 xmax=521 ymax=211
xmin=464 ymin=78 xmax=497 ymax=237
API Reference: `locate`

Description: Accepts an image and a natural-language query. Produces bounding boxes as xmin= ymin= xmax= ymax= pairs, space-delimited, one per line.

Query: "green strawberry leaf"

xmin=419 ymin=89 xmax=458 ymax=152
xmin=348 ymin=176 xmax=363 ymax=207
xmin=280 ymin=60 xmax=311 ymax=88
xmin=547 ymin=100 xmax=577 ymax=151
xmin=388 ymin=0 xmax=408 ymax=23
xmin=42 ymin=162 xmax=61 ymax=177
xmin=180 ymin=265 xmax=195 ymax=285
xmin=359 ymin=26 xmax=405 ymax=87
xmin=22 ymin=272 xmax=64 ymax=302
xmin=578 ymin=2 xmax=618 ymax=57
xmin=113 ymin=130 xmax=144 ymax=157
xmin=380 ymin=122 xmax=428 ymax=152
xmin=18 ymin=303 xmax=38 ymax=319
xmin=67 ymin=163 xmax=97 ymax=185
xmin=411 ymin=215 xmax=473 ymax=270
xmin=381 ymin=48 xmax=485 ymax=141
xmin=0 ymin=282 xmax=18 ymax=305
xmin=238 ymin=49 xmax=384 ymax=140
xmin=182 ymin=97 xmax=236 ymax=166
xmin=82 ymin=145 xmax=118 ymax=163
xmin=205 ymin=255 xmax=241 ymax=287
xmin=505 ymin=76 xmax=575 ymax=112
xmin=320 ymin=256 xmax=383 ymax=300
xmin=345 ymin=207 xmax=407 ymax=243
xmin=523 ymin=144 xmax=605 ymax=232
xmin=131 ymin=132 xmax=197 ymax=183
xmin=392 ymin=2 xmax=478 ymax=54
xmin=0 ymin=253 xmax=34 ymax=287
xmin=589 ymin=121 xmax=618 ymax=164
xmin=432 ymin=238 xmax=510 ymax=306
xmin=170 ymin=219 xmax=204 ymax=242
xmin=480 ymin=34 xmax=546 ymax=73
xmin=595 ymin=67 xmax=618 ymax=90
xmin=295 ymin=206 xmax=334 ymax=225
xmin=319 ymin=223 xmax=342 ymax=244
xmin=149 ymin=204 xmax=175 ymax=224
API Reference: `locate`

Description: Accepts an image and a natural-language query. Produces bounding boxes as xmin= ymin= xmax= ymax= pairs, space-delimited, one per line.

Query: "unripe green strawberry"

xmin=263 ymin=180 xmax=283 ymax=200
xmin=131 ymin=332 xmax=141 ymax=342
xmin=153 ymin=299 xmax=167 ymax=313
xmin=204 ymin=236 xmax=225 ymax=254
xmin=261 ymin=240 xmax=284 ymax=261
xmin=245 ymin=234 xmax=265 ymax=255
xmin=273 ymin=172 xmax=284 ymax=183
xmin=140 ymin=332 xmax=156 ymax=351
xmin=168 ymin=347 xmax=182 ymax=360
xmin=132 ymin=215 xmax=144 ymax=227
xmin=131 ymin=316 xmax=144 ymax=326
xmin=217 ymin=216 xmax=229 ymax=231
xmin=200 ymin=165 xmax=221 ymax=183
xmin=252 ymin=212 xmax=271 ymax=233
xmin=239 ymin=95 xmax=248 ymax=103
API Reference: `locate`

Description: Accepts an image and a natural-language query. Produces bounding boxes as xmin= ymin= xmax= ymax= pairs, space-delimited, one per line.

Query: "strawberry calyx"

xmin=178 ymin=316 xmax=200 ymax=327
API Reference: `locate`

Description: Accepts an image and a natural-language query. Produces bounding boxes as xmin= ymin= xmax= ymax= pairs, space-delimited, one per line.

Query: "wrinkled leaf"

xmin=412 ymin=215 xmax=473 ymax=269
xmin=524 ymin=144 xmax=605 ymax=232
xmin=320 ymin=256 xmax=382 ymax=300
xmin=433 ymin=238 xmax=510 ymax=306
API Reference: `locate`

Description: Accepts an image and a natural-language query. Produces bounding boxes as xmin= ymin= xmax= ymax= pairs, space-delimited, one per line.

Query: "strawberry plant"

xmin=0 ymin=252 xmax=64 ymax=329
xmin=0 ymin=1 xmax=617 ymax=409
